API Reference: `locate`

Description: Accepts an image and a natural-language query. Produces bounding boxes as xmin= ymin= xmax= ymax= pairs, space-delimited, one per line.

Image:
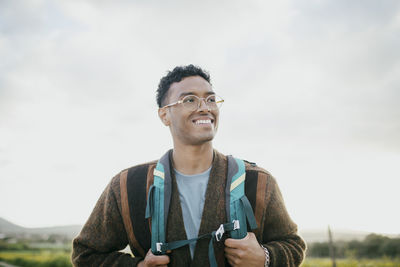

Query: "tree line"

xmin=307 ymin=233 xmax=400 ymax=258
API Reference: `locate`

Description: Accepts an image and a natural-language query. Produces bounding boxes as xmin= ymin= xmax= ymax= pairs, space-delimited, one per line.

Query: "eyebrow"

xmin=178 ymin=91 xmax=215 ymax=98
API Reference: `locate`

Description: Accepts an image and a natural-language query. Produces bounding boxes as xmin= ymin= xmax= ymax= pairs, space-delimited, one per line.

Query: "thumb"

xmin=224 ymin=232 xmax=249 ymax=248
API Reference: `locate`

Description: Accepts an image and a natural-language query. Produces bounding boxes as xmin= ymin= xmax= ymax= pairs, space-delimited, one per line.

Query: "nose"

xmin=198 ymin=98 xmax=210 ymax=112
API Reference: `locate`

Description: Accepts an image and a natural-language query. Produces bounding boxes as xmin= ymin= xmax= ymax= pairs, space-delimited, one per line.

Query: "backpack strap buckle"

xmin=215 ymin=224 xmax=225 ymax=241
xmin=156 ymin=242 xmax=163 ymax=253
xmin=233 ymin=220 xmax=240 ymax=230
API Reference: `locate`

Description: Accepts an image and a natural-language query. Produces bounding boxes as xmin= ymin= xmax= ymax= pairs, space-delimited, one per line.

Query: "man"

xmin=72 ymin=65 xmax=306 ymax=266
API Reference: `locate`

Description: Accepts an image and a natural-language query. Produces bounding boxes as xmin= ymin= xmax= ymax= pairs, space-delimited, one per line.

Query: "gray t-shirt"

xmin=174 ymin=166 xmax=211 ymax=258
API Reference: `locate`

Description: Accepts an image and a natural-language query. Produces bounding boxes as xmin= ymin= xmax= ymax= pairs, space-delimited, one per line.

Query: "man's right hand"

xmin=137 ymin=249 xmax=170 ymax=267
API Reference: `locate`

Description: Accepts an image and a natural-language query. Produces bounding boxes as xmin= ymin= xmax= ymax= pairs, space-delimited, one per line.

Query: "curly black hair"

xmin=156 ymin=64 xmax=211 ymax=108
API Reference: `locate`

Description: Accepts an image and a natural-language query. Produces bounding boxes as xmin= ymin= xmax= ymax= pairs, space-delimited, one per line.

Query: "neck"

xmin=172 ymin=142 xmax=214 ymax=175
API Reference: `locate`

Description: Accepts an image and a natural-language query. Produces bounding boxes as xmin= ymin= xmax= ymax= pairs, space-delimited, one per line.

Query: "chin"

xmin=191 ymin=135 xmax=215 ymax=145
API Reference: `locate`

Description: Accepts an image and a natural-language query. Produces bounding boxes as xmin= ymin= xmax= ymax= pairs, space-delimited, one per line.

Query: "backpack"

xmin=145 ymin=151 xmax=257 ymax=266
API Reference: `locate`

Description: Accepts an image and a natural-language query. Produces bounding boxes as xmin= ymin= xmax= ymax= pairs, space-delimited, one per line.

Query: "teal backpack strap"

xmin=145 ymin=150 xmax=172 ymax=255
xmin=208 ymin=156 xmax=258 ymax=266
xmin=226 ymin=156 xmax=257 ymax=238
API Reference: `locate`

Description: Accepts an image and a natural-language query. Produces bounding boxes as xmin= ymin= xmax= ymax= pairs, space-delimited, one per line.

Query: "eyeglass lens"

xmin=182 ymin=95 xmax=222 ymax=111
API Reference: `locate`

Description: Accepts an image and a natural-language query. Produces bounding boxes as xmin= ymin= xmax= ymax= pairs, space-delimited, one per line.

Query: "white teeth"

xmin=195 ymin=119 xmax=212 ymax=125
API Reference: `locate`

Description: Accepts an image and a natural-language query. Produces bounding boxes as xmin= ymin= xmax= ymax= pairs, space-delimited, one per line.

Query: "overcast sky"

xmin=1 ymin=0 xmax=399 ymax=235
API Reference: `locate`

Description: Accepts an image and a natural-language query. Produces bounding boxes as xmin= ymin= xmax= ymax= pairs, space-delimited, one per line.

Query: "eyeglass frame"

xmin=161 ymin=94 xmax=224 ymax=111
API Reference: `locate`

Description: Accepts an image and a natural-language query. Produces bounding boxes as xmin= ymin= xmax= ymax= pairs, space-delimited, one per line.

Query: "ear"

xmin=158 ymin=107 xmax=170 ymax=126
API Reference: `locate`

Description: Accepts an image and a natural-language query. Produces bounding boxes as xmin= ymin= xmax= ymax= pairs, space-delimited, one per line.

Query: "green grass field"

xmin=0 ymin=250 xmax=71 ymax=267
xmin=302 ymin=257 xmax=400 ymax=267
xmin=1 ymin=251 xmax=400 ymax=267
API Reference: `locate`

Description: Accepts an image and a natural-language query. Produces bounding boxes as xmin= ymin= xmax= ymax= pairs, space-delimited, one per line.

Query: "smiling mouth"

xmin=193 ymin=119 xmax=214 ymax=125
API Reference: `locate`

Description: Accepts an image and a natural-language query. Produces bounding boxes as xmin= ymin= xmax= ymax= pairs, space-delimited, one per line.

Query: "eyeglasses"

xmin=162 ymin=94 xmax=224 ymax=111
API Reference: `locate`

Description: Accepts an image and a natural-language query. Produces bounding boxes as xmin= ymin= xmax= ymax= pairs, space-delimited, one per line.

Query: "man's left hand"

xmin=224 ymin=232 xmax=265 ymax=267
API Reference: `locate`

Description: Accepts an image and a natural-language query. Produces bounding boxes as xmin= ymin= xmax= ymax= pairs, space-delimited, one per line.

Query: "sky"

xmin=1 ymin=0 xmax=399 ymax=235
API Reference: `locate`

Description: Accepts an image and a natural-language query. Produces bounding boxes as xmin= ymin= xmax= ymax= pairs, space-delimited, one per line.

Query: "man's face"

xmin=160 ymin=76 xmax=219 ymax=146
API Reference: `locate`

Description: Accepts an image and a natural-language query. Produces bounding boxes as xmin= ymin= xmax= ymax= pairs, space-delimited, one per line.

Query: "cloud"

xmin=0 ymin=0 xmax=399 ymax=232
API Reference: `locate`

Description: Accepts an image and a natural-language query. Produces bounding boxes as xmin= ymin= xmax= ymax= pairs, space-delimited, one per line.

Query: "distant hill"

xmin=300 ymin=228 xmax=400 ymax=243
xmin=0 ymin=217 xmax=25 ymax=233
xmin=0 ymin=217 xmax=82 ymax=239
xmin=299 ymin=228 xmax=371 ymax=243
xmin=1 ymin=217 xmax=398 ymax=243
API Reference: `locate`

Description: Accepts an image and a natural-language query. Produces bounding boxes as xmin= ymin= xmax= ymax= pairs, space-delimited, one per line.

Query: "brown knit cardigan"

xmin=72 ymin=150 xmax=306 ymax=266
